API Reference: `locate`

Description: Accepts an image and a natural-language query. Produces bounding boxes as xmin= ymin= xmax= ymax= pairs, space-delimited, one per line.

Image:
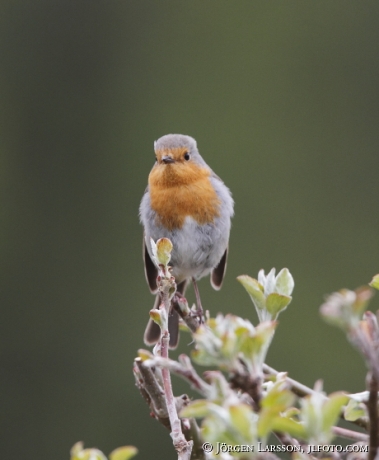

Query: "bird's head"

xmin=150 ymin=134 xmax=208 ymax=186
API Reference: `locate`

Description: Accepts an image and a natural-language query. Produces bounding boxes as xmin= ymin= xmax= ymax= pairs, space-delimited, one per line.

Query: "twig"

xmin=273 ymin=433 xmax=322 ymax=460
xmin=144 ymin=354 xmax=212 ymax=397
xmin=263 ymin=364 xmax=322 ymax=399
xmin=353 ymin=312 xmax=379 ymax=383
xmin=332 ymin=426 xmax=369 ymax=443
xmin=134 ymin=358 xmax=170 ymax=428
xmin=133 ymin=362 xmax=155 ymax=409
xmin=273 ymin=431 xmax=304 ymax=452
xmin=159 ymin=275 xmax=193 ymax=460
xmin=173 ymin=296 xmax=201 ymax=334
xmin=182 ymin=418 xmax=205 ymax=460
xmin=366 ymin=373 xmax=379 ymax=460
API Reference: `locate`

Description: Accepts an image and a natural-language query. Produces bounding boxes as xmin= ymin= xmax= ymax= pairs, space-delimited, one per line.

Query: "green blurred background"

xmin=1 ymin=1 xmax=378 ymax=459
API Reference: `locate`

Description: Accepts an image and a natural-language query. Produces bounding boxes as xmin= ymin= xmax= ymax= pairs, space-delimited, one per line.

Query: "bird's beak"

xmin=162 ymin=155 xmax=175 ymax=164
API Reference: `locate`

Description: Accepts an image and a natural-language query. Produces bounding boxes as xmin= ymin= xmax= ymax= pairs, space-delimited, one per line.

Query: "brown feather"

xmin=211 ymin=247 xmax=228 ymax=291
xmin=148 ymin=163 xmax=220 ymax=230
xmin=143 ymin=235 xmax=158 ymax=294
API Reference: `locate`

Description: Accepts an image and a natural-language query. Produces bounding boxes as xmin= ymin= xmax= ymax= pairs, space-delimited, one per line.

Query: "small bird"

xmin=140 ymin=134 xmax=234 ymax=348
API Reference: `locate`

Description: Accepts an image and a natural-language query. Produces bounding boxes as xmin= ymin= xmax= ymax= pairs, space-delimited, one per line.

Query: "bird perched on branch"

xmin=140 ymin=134 xmax=234 ymax=348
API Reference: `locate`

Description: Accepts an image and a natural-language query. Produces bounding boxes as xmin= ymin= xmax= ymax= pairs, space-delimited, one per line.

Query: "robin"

xmin=140 ymin=134 xmax=234 ymax=348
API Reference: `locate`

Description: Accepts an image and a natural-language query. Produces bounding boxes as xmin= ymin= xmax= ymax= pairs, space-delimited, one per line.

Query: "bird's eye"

xmin=184 ymin=152 xmax=190 ymax=161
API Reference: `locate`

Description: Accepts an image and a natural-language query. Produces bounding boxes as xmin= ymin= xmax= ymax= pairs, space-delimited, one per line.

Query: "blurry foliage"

xmin=70 ymin=442 xmax=137 ymax=460
xmin=131 ymin=260 xmax=378 ymax=459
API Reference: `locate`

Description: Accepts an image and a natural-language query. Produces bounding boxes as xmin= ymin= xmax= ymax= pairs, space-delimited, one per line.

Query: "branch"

xmin=332 ymin=426 xmax=369 ymax=443
xmin=366 ymin=373 xmax=379 ymax=460
xmin=160 ymin=332 xmax=193 ymax=459
xmin=173 ymin=296 xmax=201 ymax=334
xmin=182 ymin=418 xmax=206 ymax=460
xmin=273 ymin=431 xmax=311 ymax=458
xmin=144 ymin=354 xmax=212 ymax=397
xmin=263 ymin=364 xmax=322 ymax=399
xmin=134 ymin=357 xmax=170 ymax=429
xmin=157 ymin=273 xmax=193 ymax=460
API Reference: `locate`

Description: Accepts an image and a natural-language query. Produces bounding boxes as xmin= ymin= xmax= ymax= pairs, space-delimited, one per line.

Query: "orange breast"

xmin=148 ymin=163 xmax=220 ymax=230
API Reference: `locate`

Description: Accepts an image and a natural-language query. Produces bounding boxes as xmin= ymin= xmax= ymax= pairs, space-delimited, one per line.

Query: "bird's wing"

xmin=210 ymin=246 xmax=228 ymax=290
xmin=143 ymin=234 xmax=158 ymax=294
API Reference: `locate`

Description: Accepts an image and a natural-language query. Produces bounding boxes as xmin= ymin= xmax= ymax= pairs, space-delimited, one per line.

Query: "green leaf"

xmin=70 ymin=443 xmax=107 ymax=460
xmin=71 ymin=442 xmax=84 ymax=459
xmin=109 ymin=446 xmax=138 ymax=460
xmin=137 ymin=349 xmax=153 ymax=361
xmin=180 ymin=400 xmax=212 ymax=418
xmin=238 ymin=322 xmax=276 ymax=359
xmin=271 ymin=417 xmax=307 ymax=439
xmin=229 ymin=404 xmax=255 ymax=440
xmin=283 ymin=407 xmax=300 ymax=419
xmin=344 ymin=399 xmax=367 ymax=422
xmin=369 ymin=274 xmax=379 ymax=290
xmin=353 ymin=286 xmax=374 ymax=315
xmin=155 ymin=238 xmax=173 ymax=266
xmin=149 ymin=309 xmax=163 ymax=328
xmin=275 ymin=268 xmax=295 ymax=296
xmin=237 ymin=275 xmax=266 ymax=310
xmin=322 ymin=393 xmax=348 ymax=432
xmin=266 ymin=293 xmax=291 ymax=318
xmin=261 ymin=387 xmax=294 ymax=411
xmin=257 ymin=407 xmax=275 ymax=437
xmin=258 ymin=383 xmax=295 ymax=437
